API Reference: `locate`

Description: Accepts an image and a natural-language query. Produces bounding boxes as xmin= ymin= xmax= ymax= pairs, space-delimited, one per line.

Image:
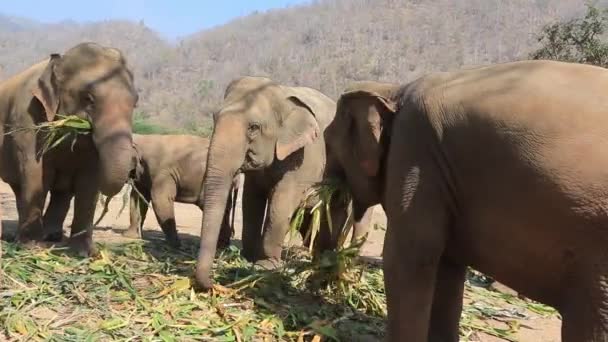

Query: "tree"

xmin=530 ymin=4 xmax=608 ymax=67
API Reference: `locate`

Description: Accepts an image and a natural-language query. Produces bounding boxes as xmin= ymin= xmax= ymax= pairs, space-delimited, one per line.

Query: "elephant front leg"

xmin=383 ymin=184 xmax=450 ymax=341
xmin=124 ymin=186 xmax=149 ymax=239
xmin=256 ymin=181 xmax=301 ymax=270
xmin=12 ymin=165 xmax=46 ymax=242
xmin=43 ymin=190 xmax=73 ymax=242
xmin=150 ymin=181 xmax=180 ymax=248
xmin=68 ymin=173 xmax=100 ymax=257
xmin=240 ymin=176 xmax=267 ymax=262
xmin=428 ymin=258 xmax=466 ymax=342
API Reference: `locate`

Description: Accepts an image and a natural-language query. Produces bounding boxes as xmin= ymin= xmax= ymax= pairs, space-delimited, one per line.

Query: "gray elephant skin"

xmin=325 ymin=60 xmax=608 ymax=341
xmin=0 ymin=42 xmax=137 ymax=256
xmin=194 ymin=76 xmax=373 ymax=290
xmin=124 ymin=133 xmax=238 ymax=249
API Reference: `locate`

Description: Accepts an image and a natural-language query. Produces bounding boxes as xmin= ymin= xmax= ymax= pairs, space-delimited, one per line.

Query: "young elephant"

xmin=194 ymin=76 xmax=374 ymax=290
xmin=325 ymin=61 xmax=608 ymax=342
xmin=123 ymin=134 xmax=238 ymax=248
xmin=0 ymin=43 xmax=137 ymax=255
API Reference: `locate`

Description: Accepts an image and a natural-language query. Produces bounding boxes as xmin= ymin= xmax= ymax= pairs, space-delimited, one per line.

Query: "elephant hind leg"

xmin=150 ymin=180 xmax=179 ymax=248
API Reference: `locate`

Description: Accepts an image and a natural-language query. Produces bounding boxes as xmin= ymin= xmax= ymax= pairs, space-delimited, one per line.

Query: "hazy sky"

xmin=0 ymin=0 xmax=308 ymax=39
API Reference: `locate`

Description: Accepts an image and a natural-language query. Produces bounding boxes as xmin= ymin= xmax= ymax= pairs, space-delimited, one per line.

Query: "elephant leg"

xmin=428 ymin=258 xmax=466 ymax=342
xmin=124 ymin=186 xmax=150 ymax=239
xmin=560 ymin=270 xmax=608 ymax=342
xmin=256 ymin=180 xmax=301 ymax=269
xmin=150 ymin=180 xmax=180 ymax=248
xmin=383 ymin=193 xmax=449 ymax=341
xmin=12 ymin=163 xmax=45 ymax=242
xmin=68 ymin=172 xmax=99 ymax=257
xmin=241 ymin=176 xmax=267 ymax=262
xmin=43 ymin=190 xmax=73 ymax=242
xmin=43 ymin=191 xmax=69 ymax=241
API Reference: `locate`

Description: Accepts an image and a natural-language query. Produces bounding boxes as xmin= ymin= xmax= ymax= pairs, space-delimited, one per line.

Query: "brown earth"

xmin=0 ymin=180 xmax=561 ymax=341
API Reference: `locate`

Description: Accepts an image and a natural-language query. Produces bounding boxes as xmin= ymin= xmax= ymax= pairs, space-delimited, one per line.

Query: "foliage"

xmin=3 ymin=115 xmax=92 ymax=157
xmin=0 ymin=0 xmax=598 ymax=125
xmin=530 ymin=4 xmax=608 ymax=67
xmin=0 ymin=240 xmax=557 ymax=341
xmin=132 ymin=112 xmax=175 ymax=135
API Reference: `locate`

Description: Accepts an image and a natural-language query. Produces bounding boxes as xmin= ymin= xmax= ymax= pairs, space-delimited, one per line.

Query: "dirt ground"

xmin=0 ymin=180 xmax=562 ymax=341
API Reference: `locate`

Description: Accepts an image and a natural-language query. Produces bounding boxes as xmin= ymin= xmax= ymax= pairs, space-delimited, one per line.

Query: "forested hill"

xmin=0 ymin=0 xmax=603 ymax=129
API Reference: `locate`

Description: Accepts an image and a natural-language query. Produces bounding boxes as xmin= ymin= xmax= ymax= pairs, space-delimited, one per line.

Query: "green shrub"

xmin=530 ymin=4 xmax=608 ymax=67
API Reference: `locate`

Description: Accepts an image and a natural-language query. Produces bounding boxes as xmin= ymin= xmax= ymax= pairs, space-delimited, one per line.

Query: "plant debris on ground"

xmin=0 ymin=237 xmax=558 ymax=341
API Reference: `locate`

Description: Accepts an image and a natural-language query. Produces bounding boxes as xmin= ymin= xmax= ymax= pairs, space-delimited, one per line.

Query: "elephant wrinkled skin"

xmin=0 ymin=42 xmax=137 ymax=256
xmin=325 ymin=60 xmax=608 ymax=341
xmin=124 ymin=133 xmax=238 ymax=248
xmin=194 ymin=76 xmax=372 ymax=290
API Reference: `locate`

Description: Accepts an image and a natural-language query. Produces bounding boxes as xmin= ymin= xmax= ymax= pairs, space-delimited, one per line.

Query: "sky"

xmin=0 ymin=0 xmax=308 ymax=39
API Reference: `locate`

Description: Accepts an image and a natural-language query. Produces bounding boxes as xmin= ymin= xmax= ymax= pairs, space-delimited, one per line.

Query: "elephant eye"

xmin=248 ymin=123 xmax=261 ymax=136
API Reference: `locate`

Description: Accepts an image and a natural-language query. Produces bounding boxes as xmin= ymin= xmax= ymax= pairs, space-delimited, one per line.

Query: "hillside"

xmin=0 ymin=0 xmax=605 ymax=130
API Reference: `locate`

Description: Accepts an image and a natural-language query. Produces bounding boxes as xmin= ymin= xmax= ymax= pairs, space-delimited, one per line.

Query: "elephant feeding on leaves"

xmin=194 ymin=76 xmax=373 ymax=290
xmin=325 ymin=60 xmax=608 ymax=342
xmin=123 ymin=133 xmax=238 ymax=249
xmin=0 ymin=42 xmax=137 ymax=256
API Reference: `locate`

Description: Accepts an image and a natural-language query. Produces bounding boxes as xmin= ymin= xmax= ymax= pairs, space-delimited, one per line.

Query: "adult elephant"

xmin=0 ymin=42 xmax=137 ymax=256
xmin=326 ymin=60 xmax=608 ymax=342
xmin=194 ymin=76 xmax=373 ymax=290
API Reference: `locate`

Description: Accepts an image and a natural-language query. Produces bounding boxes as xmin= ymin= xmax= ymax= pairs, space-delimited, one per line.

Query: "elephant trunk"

xmin=92 ymin=100 xmax=134 ymax=197
xmin=195 ymin=116 xmax=246 ymax=290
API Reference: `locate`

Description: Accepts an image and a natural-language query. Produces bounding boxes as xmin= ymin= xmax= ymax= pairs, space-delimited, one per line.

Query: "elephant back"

xmin=283 ymin=86 xmax=336 ymax=132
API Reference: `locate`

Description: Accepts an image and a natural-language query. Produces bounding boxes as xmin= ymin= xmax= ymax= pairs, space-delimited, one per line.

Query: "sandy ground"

xmin=0 ymin=180 xmax=562 ymax=341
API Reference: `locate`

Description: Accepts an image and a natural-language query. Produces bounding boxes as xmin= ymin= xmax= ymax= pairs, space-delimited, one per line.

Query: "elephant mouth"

xmin=243 ymin=153 xmax=262 ymax=170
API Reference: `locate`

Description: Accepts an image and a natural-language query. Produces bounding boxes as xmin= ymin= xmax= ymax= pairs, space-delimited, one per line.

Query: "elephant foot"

xmin=254 ymin=258 xmax=283 ymax=271
xmin=216 ymin=237 xmax=231 ymax=251
xmin=165 ymin=236 xmax=181 ymax=249
xmin=44 ymin=230 xmax=65 ymax=242
xmin=16 ymin=227 xmax=45 ymax=243
xmin=68 ymin=235 xmax=97 ymax=257
xmin=122 ymin=227 xmax=141 ymax=239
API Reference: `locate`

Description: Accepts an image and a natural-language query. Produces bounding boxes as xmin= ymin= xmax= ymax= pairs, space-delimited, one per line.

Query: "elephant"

xmin=122 ymin=133 xmax=239 ymax=248
xmin=194 ymin=76 xmax=374 ymax=290
xmin=324 ymin=60 xmax=608 ymax=342
xmin=0 ymin=42 xmax=138 ymax=255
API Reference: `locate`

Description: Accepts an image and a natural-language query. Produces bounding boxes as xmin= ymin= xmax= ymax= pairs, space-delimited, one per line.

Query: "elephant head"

xmin=195 ymin=76 xmax=330 ymax=289
xmin=324 ymin=81 xmax=401 ymax=210
xmin=31 ymin=42 xmax=138 ymax=196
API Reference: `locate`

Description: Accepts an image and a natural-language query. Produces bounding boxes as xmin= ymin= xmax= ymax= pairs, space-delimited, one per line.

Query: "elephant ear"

xmin=31 ymin=53 xmax=62 ymax=122
xmin=276 ymin=98 xmax=321 ymax=161
xmin=338 ymin=87 xmax=398 ymax=177
xmin=283 ymin=86 xmax=336 ymax=131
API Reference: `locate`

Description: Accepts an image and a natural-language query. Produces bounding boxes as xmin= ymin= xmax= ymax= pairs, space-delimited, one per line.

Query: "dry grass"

xmin=0 ymin=237 xmax=558 ymax=341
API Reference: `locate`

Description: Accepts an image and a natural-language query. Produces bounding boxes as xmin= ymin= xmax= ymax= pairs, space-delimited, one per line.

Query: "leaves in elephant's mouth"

xmin=4 ymin=115 xmax=92 ymax=157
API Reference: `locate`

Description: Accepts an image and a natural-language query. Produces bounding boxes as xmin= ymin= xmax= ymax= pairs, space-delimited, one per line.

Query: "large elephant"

xmin=0 ymin=42 xmax=137 ymax=255
xmin=325 ymin=60 xmax=608 ymax=341
xmin=194 ymin=76 xmax=373 ymax=290
xmin=123 ymin=133 xmax=238 ymax=248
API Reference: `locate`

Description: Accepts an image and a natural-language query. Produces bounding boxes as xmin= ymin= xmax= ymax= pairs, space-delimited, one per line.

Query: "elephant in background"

xmin=123 ymin=133 xmax=238 ymax=248
xmin=0 ymin=42 xmax=137 ymax=256
xmin=194 ymin=76 xmax=373 ymax=290
xmin=325 ymin=60 xmax=608 ymax=341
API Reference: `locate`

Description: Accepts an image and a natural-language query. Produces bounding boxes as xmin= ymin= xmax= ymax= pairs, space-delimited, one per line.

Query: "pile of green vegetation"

xmin=0 ymin=238 xmax=557 ymax=341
